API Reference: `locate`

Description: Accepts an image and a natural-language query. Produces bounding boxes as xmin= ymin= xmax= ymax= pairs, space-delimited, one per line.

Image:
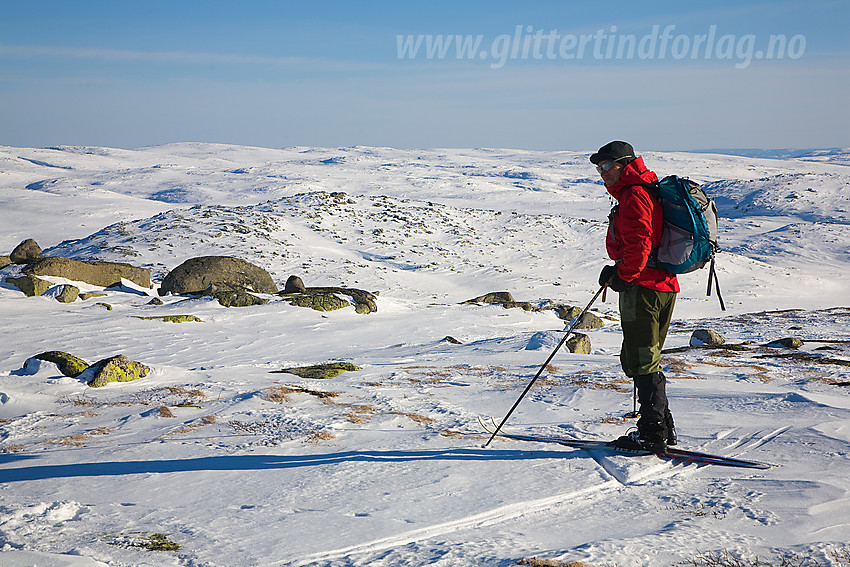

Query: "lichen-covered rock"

xmin=566 ymin=333 xmax=592 ymax=354
xmin=80 ymin=292 xmax=108 ymax=300
xmin=7 ymin=274 xmax=51 ymax=296
xmin=555 ymin=306 xmax=604 ymax=330
xmin=203 ymin=286 xmax=269 ymax=307
xmin=56 ymin=284 xmax=80 ymax=303
xmin=34 ymin=351 xmax=89 ymax=378
xmin=10 ymin=239 xmax=42 ymax=264
xmin=96 ymin=302 xmax=113 ymax=310
xmin=270 ymin=362 xmax=361 ymax=379
xmin=133 ymin=315 xmax=203 ymax=323
xmin=768 ymin=337 xmax=803 ymax=349
xmin=690 ymin=329 xmax=725 ymax=347
xmin=24 ymin=257 xmax=151 ymax=288
xmin=286 ymin=292 xmax=350 ymax=312
xmin=0 ymin=256 xmax=11 ymax=269
xmin=146 ymin=297 xmax=164 ymax=305
xmin=84 ymin=355 xmax=150 ymax=388
xmin=461 ymin=292 xmax=515 ymax=305
xmin=159 ymin=256 xmax=276 ymax=296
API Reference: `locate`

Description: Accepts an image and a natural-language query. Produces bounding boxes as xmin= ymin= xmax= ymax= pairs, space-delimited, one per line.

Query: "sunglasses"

xmin=596 ymin=160 xmax=618 ymax=173
xmin=596 ymin=156 xmax=633 ymax=173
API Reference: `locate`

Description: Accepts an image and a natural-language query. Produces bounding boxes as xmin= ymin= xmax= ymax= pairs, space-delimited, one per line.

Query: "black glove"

xmin=598 ymin=265 xmax=632 ymax=292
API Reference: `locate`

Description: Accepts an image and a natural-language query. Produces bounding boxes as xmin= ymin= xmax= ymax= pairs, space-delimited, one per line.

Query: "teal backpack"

xmin=642 ymin=176 xmax=725 ymax=310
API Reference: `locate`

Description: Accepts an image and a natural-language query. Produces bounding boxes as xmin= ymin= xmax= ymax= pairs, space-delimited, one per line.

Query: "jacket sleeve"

xmin=616 ymin=187 xmax=656 ymax=282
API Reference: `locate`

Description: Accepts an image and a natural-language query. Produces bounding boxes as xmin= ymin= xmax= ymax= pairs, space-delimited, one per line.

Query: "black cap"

xmin=589 ymin=141 xmax=636 ymax=165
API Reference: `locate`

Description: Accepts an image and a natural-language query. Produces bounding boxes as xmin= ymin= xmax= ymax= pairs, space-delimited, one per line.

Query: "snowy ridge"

xmin=1 ymin=143 xmax=849 ymax=566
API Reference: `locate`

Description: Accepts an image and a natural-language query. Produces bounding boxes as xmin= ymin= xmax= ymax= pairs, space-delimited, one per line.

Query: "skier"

xmin=591 ymin=141 xmax=678 ymax=452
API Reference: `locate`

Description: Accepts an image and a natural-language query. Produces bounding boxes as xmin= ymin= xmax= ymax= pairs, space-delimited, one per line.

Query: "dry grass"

xmin=389 ymin=411 xmax=435 ymax=425
xmin=158 ymin=406 xmax=175 ymax=418
xmin=50 ymin=426 xmax=112 ymax=447
xmin=306 ymin=430 xmax=336 ymax=443
xmin=439 ymin=429 xmax=465 ymax=438
xmin=263 ymin=384 xmax=340 ymax=403
xmin=1 ymin=444 xmax=26 ymax=453
xmin=516 ymin=558 xmax=592 ymax=567
xmin=342 ymin=404 xmax=376 ymax=424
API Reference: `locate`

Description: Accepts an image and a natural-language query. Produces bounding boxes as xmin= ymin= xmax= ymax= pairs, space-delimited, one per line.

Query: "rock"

xmin=555 ymin=306 xmax=604 ymax=330
xmin=270 ymin=362 xmax=361 ymax=379
xmin=282 ymin=286 xmax=378 ymax=314
xmin=286 ymin=292 xmax=350 ymax=312
xmin=442 ymin=336 xmax=463 ymax=344
xmin=56 ymin=284 xmax=80 ymax=303
xmin=462 ymin=291 xmax=515 ymax=305
xmin=284 ymin=275 xmax=307 ymax=294
xmin=96 ymin=302 xmax=113 ymax=310
xmin=34 ymin=351 xmax=89 ymax=378
xmin=159 ymin=256 xmax=277 ymax=296
xmin=0 ymin=256 xmax=11 ymax=269
xmin=25 ymin=257 xmax=151 ymax=288
xmin=566 ymin=333 xmax=592 ymax=354
xmin=10 ymin=239 xmax=41 ymax=264
xmin=690 ymin=329 xmax=725 ymax=347
xmin=214 ymin=289 xmax=269 ymax=307
xmin=83 ymin=355 xmax=150 ymax=388
xmin=146 ymin=297 xmax=164 ymax=306
xmin=80 ymin=292 xmax=108 ymax=300
xmin=767 ymin=337 xmax=803 ymax=349
xmin=7 ymin=274 xmax=51 ymax=296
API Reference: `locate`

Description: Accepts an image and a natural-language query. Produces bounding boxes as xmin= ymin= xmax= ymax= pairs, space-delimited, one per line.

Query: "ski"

xmin=478 ymin=417 xmax=775 ymax=470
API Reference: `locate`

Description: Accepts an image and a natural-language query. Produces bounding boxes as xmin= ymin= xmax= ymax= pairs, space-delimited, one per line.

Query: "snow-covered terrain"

xmin=1 ymin=143 xmax=848 ymax=566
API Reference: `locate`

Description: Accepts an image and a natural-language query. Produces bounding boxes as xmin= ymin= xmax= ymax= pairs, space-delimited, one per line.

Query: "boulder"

xmin=83 ymin=355 xmax=150 ymax=388
xmin=0 ymin=256 xmax=11 ymax=269
xmin=10 ymin=239 xmax=41 ymax=264
xmin=767 ymin=337 xmax=803 ymax=349
xmin=159 ymin=256 xmax=276 ymax=296
xmin=566 ymin=333 xmax=592 ymax=354
xmin=7 ymin=274 xmax=51 ymax=297
xmin=33 ymin=351 xmax=89 ymax=378
xmin=555 ymin=306 xmax=604 ymax=330
xmin=690 ymin=329 xmax=725 ymax=347
xmin=283 ymin=275 xmax=307 ymax=294
xmin=56 ymin=284 xmax=80 ymax=303
xmin=24 ymin=257 xmax=151 ymax=288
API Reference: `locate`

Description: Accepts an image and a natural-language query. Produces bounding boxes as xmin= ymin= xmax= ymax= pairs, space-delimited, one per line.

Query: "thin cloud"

xmin=0 ymin=43 xmax=378 ymax=71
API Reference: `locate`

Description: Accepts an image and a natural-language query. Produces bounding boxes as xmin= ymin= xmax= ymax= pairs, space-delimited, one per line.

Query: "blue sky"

xmin=1 ymin=0 xmax=847 ymax=151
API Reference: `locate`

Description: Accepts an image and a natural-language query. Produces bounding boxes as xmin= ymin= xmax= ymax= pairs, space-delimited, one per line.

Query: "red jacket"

xmin=605 ymin=157 xmax=679 ymax=293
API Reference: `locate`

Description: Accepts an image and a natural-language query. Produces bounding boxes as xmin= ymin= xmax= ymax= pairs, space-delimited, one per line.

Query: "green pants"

xmin=618 ymin=285 xmax=676 ymax=377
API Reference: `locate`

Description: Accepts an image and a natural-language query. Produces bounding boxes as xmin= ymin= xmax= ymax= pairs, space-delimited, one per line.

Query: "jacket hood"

xmin=606 ymin=156 xmax=658 ymax=199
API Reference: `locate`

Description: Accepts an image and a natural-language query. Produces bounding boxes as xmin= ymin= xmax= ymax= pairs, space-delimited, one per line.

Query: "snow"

xmin=1 ymin=143 xmax=849 ymax=566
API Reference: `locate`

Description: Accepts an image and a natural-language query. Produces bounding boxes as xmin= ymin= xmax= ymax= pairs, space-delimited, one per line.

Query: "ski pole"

xmin=483 ymin=283 xmax=607 ymax=448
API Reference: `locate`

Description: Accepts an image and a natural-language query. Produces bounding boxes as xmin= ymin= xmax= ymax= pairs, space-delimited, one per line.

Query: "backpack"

xmin=642 ymin=176 xmax=726 ymax=311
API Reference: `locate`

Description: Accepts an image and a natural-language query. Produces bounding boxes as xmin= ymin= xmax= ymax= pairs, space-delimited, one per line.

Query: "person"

xmin=590 ymin=141 xmax=679 ymax=452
